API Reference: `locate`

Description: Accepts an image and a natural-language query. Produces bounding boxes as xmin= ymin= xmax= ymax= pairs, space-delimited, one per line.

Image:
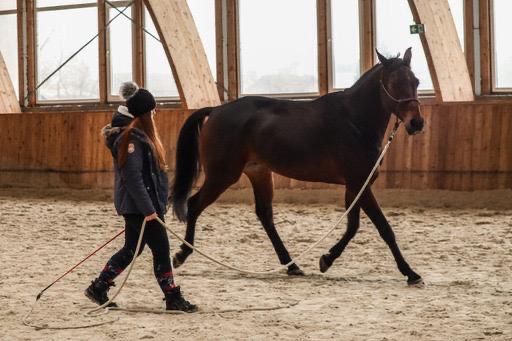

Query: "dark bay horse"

xmin=170 ymin=48 xmax=424 ymax=285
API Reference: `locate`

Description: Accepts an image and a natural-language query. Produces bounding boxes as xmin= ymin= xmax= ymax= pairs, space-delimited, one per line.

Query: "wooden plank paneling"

xmin=0 ymin=103 xmax=511 ymax=190
xmin=144 ymin=0 xmax=221 ymax=109
xmin=408 ymin=0 xmax=474 ymax=102
xmin=0 ymin=51 xmax=21 ymax=113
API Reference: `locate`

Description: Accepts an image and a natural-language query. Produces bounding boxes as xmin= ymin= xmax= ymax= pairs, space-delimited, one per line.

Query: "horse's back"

xmin=200 ymin=95 xmax=353 ymax=183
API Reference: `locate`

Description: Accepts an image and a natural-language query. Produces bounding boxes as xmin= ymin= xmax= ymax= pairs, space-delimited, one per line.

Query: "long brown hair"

xmin=117 ymin=112 xmax=167 ymax=169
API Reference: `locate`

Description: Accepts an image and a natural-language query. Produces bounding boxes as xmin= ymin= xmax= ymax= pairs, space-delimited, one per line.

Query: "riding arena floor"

xmin=1 ymin=188 xmax=511 ymax=340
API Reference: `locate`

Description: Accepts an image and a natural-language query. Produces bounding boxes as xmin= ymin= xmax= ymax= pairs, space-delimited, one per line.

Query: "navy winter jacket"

xmin=102 ymin=106 xmax=169 ymax=217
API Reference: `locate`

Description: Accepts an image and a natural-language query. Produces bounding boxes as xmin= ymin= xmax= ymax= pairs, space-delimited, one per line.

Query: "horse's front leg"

xmin=319 ymin=188 xmax=361 ymax=273
xmin=359 ymin=188 xmax=423 ymax=285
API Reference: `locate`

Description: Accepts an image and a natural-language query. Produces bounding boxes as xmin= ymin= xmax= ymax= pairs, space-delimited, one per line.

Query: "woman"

xmin=85 ymin=82 xmax=197 ymax=312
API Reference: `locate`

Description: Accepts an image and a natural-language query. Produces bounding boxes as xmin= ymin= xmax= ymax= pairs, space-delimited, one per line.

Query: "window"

xmin=37 ymin=0 xmax=95 ymax=6
xmin=0 ymin=0 xmax=16 ymax=11
xmin=376 ymin=0 xmax=465 ymax=91
xmin=448 ymin=0 xmax=464 ymax=50
xmin=492 ymin=0 xmax=512 ymax=89
xmin=187 ymin=0 xmax=216 ymax=79
xmin=0 ymin=2 xmax=18 ymax=97
xmin=238 ymin=0 xmax=318 ymax=95
xmin=330 ymin=0 xmax=360 ymax=89
xmin=144 ymin=8 xmax=179 ymax=98
xmin=36 ymin=1 xmax=99 ymax=101
xmin=107 ymin=2 xmax=133 ymax=98
xmin=376 ymin=0 xmax=434 ymax=90
xmin=143 ymin=1 xmax=216 ymax=98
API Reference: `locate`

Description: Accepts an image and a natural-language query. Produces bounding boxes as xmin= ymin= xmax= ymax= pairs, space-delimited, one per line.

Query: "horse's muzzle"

xmin=405 ymin=117 xmax=424 ymax=135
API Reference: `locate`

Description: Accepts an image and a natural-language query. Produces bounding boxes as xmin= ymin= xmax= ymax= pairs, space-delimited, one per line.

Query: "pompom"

xmin=119 ymin=81 xmax=139 ymax=100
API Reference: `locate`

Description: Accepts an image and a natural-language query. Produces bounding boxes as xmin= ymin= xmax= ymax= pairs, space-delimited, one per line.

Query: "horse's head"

xmin=377 ymin=48 xmax=424 ymax=135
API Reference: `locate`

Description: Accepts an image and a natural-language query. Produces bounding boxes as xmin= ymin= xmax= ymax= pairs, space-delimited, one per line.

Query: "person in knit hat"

xmin=85 ymin=82 xmax=197 ymax=312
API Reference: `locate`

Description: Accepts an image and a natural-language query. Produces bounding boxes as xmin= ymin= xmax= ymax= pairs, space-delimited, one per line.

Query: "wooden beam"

xmin=0 ymin=51 xmax=22 ymax=113
xmin=17 ymin=0 xmax=25 ymax=108
xmin=226 ymin=0 xmax=238 ymax=101
xmin=463 ymin=0 xmax=474 ymax=88
xmin=132 ymin=0 xmax=144 ymax=86
xmin=215 ymin=0 xmax=225 ymax=101
xmin=98 ymin=0 xmax=107 ymax=103
xmin=144 ymin=0 xmax=221 ymax=109
xmin=407 ymin=0 xmax=474 ymax=102
xmin=317 ymin=0 xmax=328 ymax=95
xmin=479 ymin=0 xmax=491 ymax=94
xmin=26 ymin=0 xmax=36 ymax=106
xmin=360 ymin=0 xmax=374 ymax=72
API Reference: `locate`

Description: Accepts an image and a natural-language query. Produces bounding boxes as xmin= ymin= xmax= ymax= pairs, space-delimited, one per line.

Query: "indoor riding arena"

xmin=1 ymin=1 xmax=512 ymax=340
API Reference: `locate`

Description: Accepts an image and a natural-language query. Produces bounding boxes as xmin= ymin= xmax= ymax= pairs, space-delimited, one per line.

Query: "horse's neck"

xmin=349 ymin=72 xmax=392 ymax=147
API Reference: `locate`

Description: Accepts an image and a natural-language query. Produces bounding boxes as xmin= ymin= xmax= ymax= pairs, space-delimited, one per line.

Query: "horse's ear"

xmin=403 ymin=47 xmax=412 ymax=66
xmin=376 ymin=49 xmax=389 ymax=66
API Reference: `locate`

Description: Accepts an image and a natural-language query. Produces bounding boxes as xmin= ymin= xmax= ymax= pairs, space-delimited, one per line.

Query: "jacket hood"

xmin=101 ymin=106 xmax=135 ymax=151
xmin=112 ymin=105 xmax=134 ymax=127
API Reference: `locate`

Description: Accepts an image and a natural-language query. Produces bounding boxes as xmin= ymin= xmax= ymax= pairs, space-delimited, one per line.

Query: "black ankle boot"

xmin=164 ymin=286 xmax=198 ymax=313
xmin=84 ymin=278 xmax=118 ymax=307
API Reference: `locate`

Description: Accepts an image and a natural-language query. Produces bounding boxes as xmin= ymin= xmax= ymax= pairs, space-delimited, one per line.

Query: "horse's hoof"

xmin=319 ymin=254 xmax=332 ymax=273
xmin=287 ymin=267 xmax=305 ymax=276
xmin=172 ymin=254 xmax=183 ymax=269
xmin=407 ymin=276 xmax=425 ymax=287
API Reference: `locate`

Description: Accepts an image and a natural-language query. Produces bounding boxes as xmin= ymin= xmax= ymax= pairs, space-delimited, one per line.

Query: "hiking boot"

xmin=84 ymin=278 xmax=118 ymax=307
xmin=164 ymin=286 xmax=198 ymax=313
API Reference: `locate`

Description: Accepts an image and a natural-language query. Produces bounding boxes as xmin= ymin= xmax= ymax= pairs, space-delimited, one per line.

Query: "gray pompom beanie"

xmin=119 ymin=81 xmax=156 ymax=117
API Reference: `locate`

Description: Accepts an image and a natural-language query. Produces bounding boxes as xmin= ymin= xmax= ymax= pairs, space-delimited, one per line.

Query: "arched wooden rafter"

xmin=0 ymin=51 xmax=21 ymax=113
xmin=407 ymin=0 xmax=474 ymax=102
xmin=144 ymin=0 xmax=221 ymax=109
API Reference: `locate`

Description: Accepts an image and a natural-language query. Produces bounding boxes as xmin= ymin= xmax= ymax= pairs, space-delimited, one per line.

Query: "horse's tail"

xmin=170 ymin=107 xmax=213 ymax=222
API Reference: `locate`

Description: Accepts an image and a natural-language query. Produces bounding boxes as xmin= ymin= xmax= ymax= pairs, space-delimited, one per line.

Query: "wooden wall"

xmin=0 ymin=102 xmax=511 ymax=190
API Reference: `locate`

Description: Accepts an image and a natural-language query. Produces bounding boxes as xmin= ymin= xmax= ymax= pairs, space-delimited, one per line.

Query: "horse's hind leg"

xmin=244 ymin=164 xmax=304 ymax=276
xmin=359 ymin=188 xmax=423 ymax=285
xmin=319 ymin=188 xmax=361 ymax=273
xmin=173 ymin=173 xmax=240 ymax=268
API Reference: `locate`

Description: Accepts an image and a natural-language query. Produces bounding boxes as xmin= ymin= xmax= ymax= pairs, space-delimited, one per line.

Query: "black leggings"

xmin=98 ymin=214 xmax=175 ymax=292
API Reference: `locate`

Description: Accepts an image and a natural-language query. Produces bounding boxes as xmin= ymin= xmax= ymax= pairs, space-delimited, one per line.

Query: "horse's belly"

xmin=273 ymin=168 xmax=346 ymax=185
xmin=246 ymin=155 xmax=346 ymax=185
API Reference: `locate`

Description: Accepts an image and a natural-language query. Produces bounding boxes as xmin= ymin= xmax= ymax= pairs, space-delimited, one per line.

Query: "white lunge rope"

xmin=23 ymin=217 xmax=298 ymax=329
xmin=22 ymin=120 xmax=400 ymax=329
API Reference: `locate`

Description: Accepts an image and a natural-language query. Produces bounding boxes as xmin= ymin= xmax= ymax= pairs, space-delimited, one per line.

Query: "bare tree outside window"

xmin=36 ymin=5 xmax=99 ymax=101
